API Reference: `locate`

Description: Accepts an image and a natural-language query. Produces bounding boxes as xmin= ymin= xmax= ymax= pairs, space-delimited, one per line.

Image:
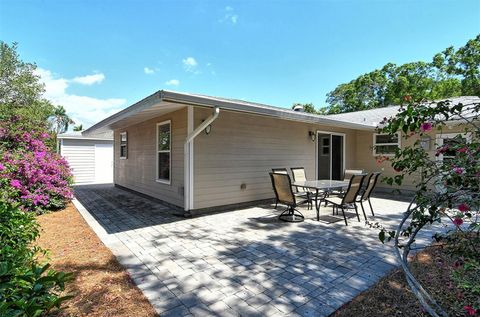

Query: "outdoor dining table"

xmin=292 ymin=180 xmax=349 ymax=220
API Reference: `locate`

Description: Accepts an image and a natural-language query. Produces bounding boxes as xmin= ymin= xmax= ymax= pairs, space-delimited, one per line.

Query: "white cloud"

xmin=34 ymin=68 xmax=126 ymax=128
xmin=144 ymin=67 xmax=155 ymax=74
xmin=165 ymin=79 xmax=180 ymax=86
xmin=182 ymin=57 xmax=198 ymax=73
xmin=71 ymin=73 xmax=105 ymax=85
xmin=220 ymin=6 xmax=238 ymax=24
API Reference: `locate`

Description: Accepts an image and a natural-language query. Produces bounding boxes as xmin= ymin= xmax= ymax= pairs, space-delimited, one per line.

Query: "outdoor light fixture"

xmin=420 ymin=136 xmax=431 ymax=150
xmin=202 ymin=119 xmax=212 ymax=135
xmin=309 ymin=131 xmax=316 ymax=142
xmin=204 ymin=124 xmax=212 ymax=135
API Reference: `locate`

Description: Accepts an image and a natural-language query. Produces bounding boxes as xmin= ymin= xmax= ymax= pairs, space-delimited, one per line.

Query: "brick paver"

xmin=73 ymin=185 xmax=439 ymax=317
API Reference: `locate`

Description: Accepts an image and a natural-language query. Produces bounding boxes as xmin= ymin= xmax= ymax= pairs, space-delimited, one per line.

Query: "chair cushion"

xmin=325 ymin=196 xmax=343 ymax=205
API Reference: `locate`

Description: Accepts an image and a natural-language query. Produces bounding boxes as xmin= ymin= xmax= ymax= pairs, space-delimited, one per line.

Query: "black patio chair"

xmin=269 ymin=172 xmax=307 ymax=222
xmin=271 ymin=168 xmax=288 ymax=208
xmin=322 ymin=174 xmax=367 ymax=226
xmin=325 ymin=168 xmax=365 ymax=205
xmin=356 ymin=172 xmax=381 ymax=219
xmin=290 ymin=167 xmax=312 ymax=210
xmin=272 ymin=168 xmax=288 ymax=174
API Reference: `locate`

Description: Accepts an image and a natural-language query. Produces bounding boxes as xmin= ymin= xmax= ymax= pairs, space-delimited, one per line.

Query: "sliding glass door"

xmin=317 ymin=132 xmax=344 ymax=180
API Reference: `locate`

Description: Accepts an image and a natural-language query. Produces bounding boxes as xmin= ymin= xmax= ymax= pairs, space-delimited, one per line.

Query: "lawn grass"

xmin=36 ymin=204 xmax=157 ymax=317
xmin=332 ymin=245 xmax=474 ymax=316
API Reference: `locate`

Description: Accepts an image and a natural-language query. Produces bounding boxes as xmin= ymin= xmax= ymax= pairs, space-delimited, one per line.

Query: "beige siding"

xmin=192 ymin=108 xmax=358 ymax=210
xmin=355 ymin=131 xmax=417 ymax=191
xmin=114 ymin=107 xmax=187 ymax=207
xmin=355 ymin=125 xmax=469 ymax=191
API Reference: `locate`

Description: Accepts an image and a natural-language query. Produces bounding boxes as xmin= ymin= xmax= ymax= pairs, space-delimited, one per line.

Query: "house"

xmin=57 ymin=131 xmax=114 ymax=185
xmin=83 ymin=90 xmax=478 ymax=214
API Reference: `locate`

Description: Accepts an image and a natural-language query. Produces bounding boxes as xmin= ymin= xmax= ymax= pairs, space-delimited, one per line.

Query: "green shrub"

xmin=0 ymin=202 xmax=72 ymax=316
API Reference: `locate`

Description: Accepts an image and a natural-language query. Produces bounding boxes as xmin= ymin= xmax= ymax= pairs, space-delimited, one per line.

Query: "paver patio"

xmin=73 ymin=185 xmax=438 ymax=317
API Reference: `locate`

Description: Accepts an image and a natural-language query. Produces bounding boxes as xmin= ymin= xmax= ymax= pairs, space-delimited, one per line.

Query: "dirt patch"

xmin=332 ymin=246 xmax=475 ymax=316
xmin=36 ymin=204 xmax=157 ymax=317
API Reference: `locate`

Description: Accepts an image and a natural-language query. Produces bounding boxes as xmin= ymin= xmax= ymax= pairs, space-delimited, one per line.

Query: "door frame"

xmin=315 ymin=130 xmax=346 ymax=180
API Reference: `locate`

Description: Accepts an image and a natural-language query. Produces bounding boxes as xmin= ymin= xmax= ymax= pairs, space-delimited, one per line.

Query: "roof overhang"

xmin=56 ymin=135 xmax=113 ymax=141
xmin=84 ymin=90 xmax=374 ymax=136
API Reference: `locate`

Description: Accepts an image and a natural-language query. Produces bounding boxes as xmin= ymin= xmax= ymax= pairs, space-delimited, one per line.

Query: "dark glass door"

xmin=317 ymin=133 xmax=344 ymax=180
xmin=331 ymin=135 xmax=344 ymax=180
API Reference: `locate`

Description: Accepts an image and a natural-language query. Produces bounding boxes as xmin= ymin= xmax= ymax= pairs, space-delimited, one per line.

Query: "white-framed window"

xmin=436 ymin=133 xmax=470 ymax=162
xmin=373 ymin=133 xmax=400 ymax=156
xmin=156 ymin=120 xmax=171 ymax=184
xmin=120 ymin=132 xmax=127 ymax=159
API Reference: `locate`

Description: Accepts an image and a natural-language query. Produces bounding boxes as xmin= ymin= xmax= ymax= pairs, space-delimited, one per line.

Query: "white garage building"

xmin=57 ymin=131 xmax=114 ymax=184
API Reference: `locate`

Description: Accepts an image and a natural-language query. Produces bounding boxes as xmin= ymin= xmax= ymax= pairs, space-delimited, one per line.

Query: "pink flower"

xmin=435 ymin=145 xmax=449 ymax=157
xmin=10 ymin=179 xmax=22 ymax=189
xmin=452 ymin=217 xmax=463 ymax=226
xmin=458 ymin=203 xmax=469 ymax=212
xmin=458 ymin=147 xmax=468 ymax=153
xmin=453 ymin=167 xmax=464 ymax=175
xmin=420 ymin=122 xmax=432 ymax=132
xmin=0 ymin=163 xmax=5 ymax=171
xmin=464 ymin=306 xmax=477 ymax=316
xmin=35 ymin=151 xmax=46 ymax=159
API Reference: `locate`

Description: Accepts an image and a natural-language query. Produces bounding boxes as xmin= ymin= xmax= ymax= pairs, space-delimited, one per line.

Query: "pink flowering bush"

xmin=378 ymin=98 xmax=479 ymax=315
xmin=0 ymin=116 xmax=73 ymax=214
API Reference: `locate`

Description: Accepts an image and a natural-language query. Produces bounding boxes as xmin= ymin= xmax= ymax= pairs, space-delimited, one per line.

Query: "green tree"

xmin=0 ymin=42 xmax=55 ymax=122
xmin=73 ymin=124 xmax=83 ymax=131
xmin=326 ymin=69 xmax=389 ymax=113
xmin=50 ymin=105 xmax=74 ymax=134
xmin=434 ymin=34 xmax=480 ymax=95
xmin=325 ymin=35 xmax=480 ymax=114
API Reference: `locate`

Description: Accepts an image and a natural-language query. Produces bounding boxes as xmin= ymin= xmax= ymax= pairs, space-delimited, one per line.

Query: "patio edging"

xmin=72 ymin=198 xmax=175 ymax=315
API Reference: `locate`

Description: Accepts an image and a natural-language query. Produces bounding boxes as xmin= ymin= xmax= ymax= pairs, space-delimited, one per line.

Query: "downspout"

xmin=184 ymin=107 xmax=220 ymax=213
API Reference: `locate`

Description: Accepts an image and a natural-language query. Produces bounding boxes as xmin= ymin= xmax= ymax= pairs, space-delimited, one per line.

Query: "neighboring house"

xmin=57 ymin=131 xmax=114 ymax=185
xmin=83 ymin=91 xmax=478 ymax=214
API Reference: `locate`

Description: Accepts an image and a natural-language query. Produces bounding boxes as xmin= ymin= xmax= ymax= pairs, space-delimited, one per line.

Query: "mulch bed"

xmin=36 ymin=204 xmax=157 ymax=317
xmin=332 ymin=245 xmax=476 ymax=317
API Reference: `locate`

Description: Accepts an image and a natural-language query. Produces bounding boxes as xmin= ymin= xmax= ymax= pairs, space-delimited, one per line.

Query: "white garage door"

xmin=94 ymin=144 xmax=113 ymax=184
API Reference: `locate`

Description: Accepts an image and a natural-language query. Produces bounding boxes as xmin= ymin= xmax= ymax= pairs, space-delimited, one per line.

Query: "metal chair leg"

xmin=360 ymin=202 xmax=367 ymax=221
xmin=316 ymin=202 xmax=321 ymax=221
xmin=274 ymin=199 xmax=278 ymax=209
xmin=354 ymin=204 xmax=361 ymax=222
xmin=341 ymin=206 xmax=348 ymax=226
xmin=279 ymin=206 xmax=304 ymax=222
xmin=368 ymin=198 xmax=375 ymax=216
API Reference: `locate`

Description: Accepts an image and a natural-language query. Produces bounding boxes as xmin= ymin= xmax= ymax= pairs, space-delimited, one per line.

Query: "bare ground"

xmin=36 ymin=204 xmax=157 ymax=317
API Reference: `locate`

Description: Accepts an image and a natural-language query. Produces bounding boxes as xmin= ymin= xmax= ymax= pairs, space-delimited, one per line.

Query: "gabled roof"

xmin=84 ymin=90 xmax=374 ymax=135
xmin=84 ymin=91 xmax=479 ymax=135
xmin=326 ymin=106 xmax=401 ymax=127
xmin=325 ymin=96 xmax=480 ymax=127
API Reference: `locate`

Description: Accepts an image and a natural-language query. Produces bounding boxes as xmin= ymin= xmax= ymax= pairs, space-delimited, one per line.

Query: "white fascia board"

xmin=160 ymin=90 xmax=374 ymax=131
xmin=56 ymin=136 xmax=113 ymax=141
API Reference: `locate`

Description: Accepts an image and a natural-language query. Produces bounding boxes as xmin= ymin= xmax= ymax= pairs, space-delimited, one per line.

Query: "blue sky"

xmin=0 ymin=0 xmax=479 ymax=127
